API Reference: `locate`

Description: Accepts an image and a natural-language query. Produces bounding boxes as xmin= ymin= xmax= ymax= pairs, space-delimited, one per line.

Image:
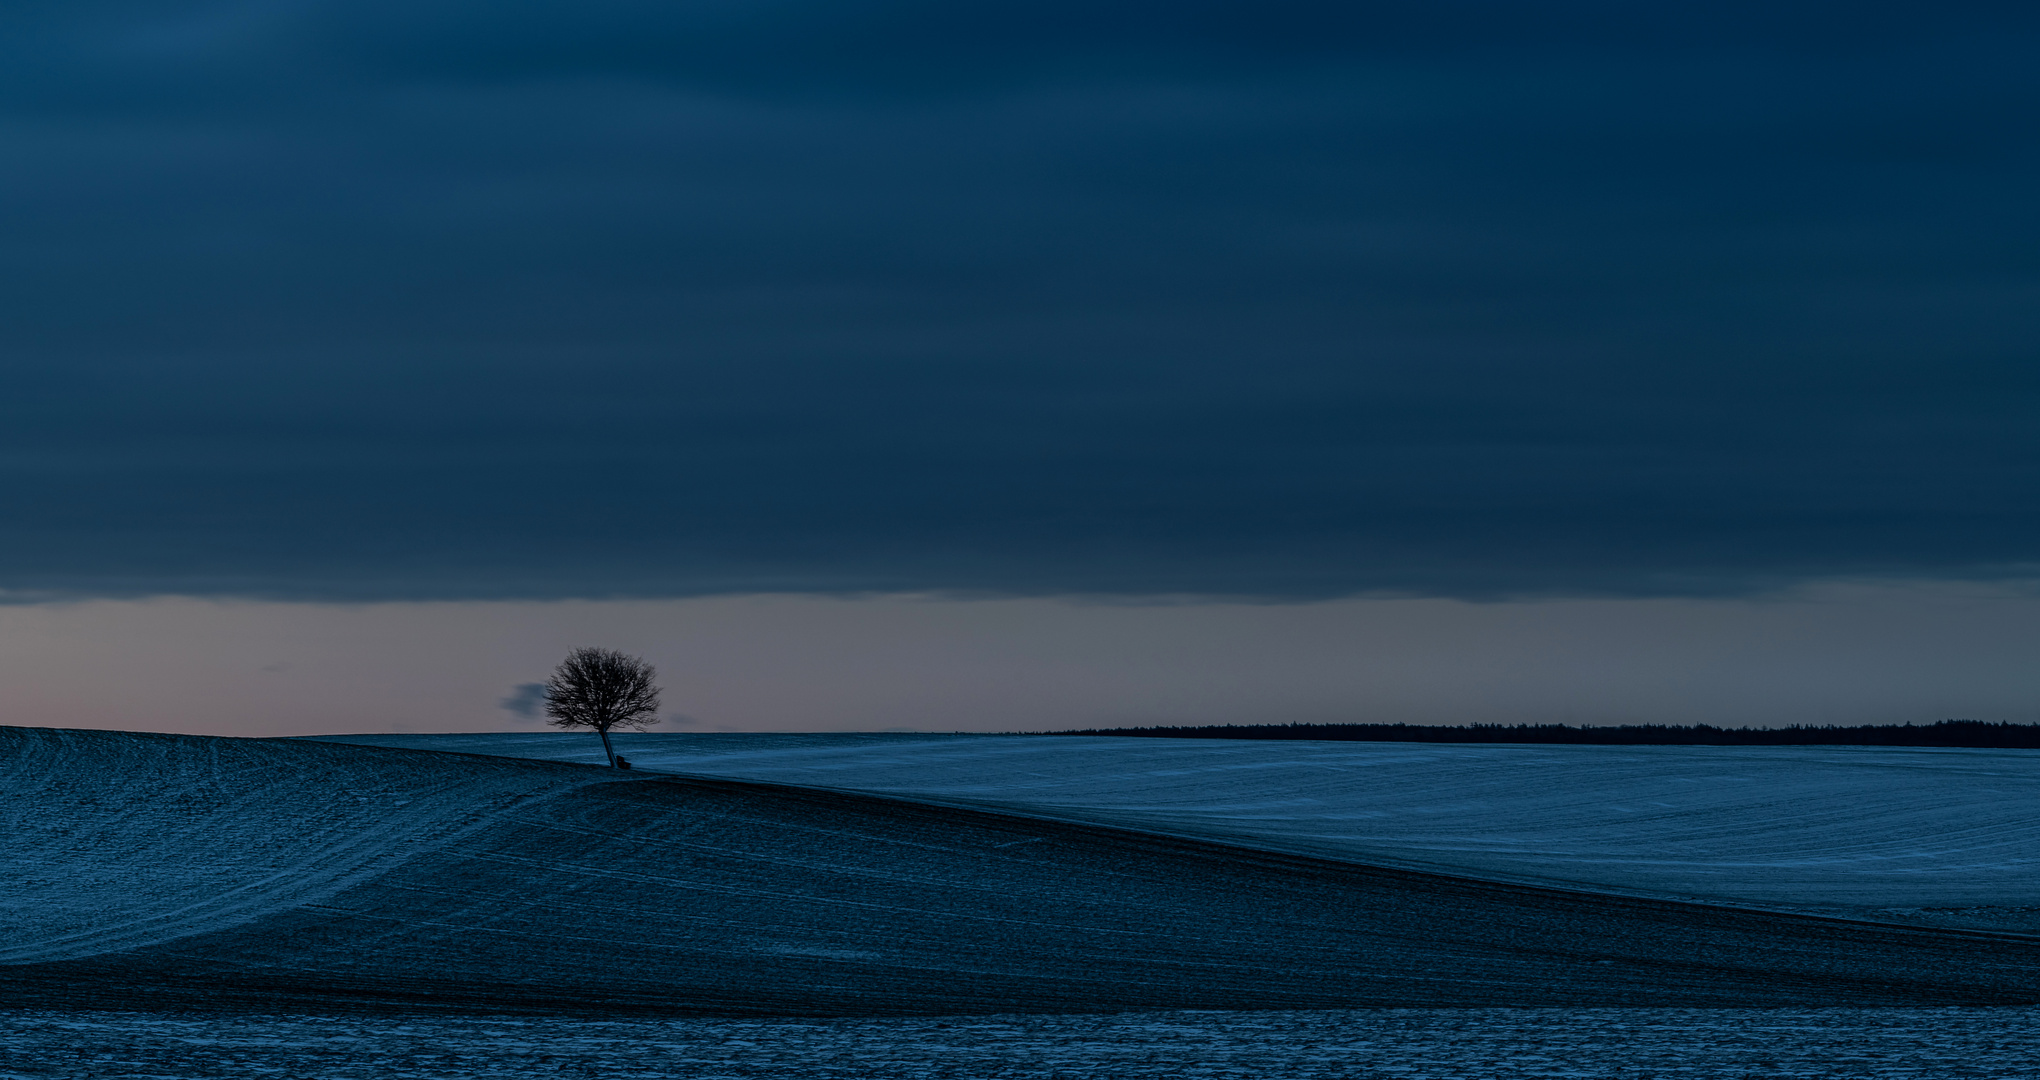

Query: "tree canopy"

xmin=544 ymin=647 xmax=661 ymax=766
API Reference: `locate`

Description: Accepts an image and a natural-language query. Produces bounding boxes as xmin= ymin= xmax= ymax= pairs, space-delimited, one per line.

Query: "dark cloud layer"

xmin=1 ymin=1 xmax=2036 ymax=600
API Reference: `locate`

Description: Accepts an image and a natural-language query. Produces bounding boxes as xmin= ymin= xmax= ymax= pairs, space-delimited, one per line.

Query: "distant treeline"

xmin=1054 ymin=720 xmax=2040 ymax=748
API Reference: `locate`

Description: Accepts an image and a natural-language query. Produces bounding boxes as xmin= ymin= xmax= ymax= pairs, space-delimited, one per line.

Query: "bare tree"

xmin=544 ymin=647 xmax=662 ymax=767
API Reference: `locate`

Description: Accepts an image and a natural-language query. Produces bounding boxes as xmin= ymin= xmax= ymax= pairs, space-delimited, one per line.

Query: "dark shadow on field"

xmin=5 ymin=737 xmax=2039 ymax=1015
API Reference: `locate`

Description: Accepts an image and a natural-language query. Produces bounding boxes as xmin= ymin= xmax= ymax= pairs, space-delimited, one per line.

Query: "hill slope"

xmin=320 ymin=731 xmax=2040 ymax=931
xmin=7 ymin=727 xmax=2040 ymax=1014
xmin=0 ymin=727 xmax=601 ymax=965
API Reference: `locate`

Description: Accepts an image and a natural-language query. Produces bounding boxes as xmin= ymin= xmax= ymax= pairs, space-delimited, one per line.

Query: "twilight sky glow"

xmin=3 ymin=2 xmax=2037 ymax=734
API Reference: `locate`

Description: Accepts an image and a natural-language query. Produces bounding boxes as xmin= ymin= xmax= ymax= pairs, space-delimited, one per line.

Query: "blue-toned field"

xmin=5 ymin=1007 xmax=2037 ymax=1079
xmin=325 ymin=730 xmax=2040 ymax=931
xmin=7 ymin=727 xmax=2040 ymax=1077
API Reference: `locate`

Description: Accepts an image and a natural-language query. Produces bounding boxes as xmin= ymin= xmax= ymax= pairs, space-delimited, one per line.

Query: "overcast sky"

xmin=3 ymin=2 xmax=2037 ymax=734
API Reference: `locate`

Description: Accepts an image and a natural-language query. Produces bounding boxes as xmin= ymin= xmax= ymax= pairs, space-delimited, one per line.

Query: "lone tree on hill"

xmin=544 ymin=646 xmax=662 ymax=767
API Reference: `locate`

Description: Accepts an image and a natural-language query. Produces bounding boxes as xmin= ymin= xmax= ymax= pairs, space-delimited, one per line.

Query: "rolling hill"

xmin=6 ymin=726 xmax=2039 ymax=1014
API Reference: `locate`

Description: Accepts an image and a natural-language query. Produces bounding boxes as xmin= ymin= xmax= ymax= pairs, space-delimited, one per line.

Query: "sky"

xmin=2 ymin=2 xmax=2037 ymax=734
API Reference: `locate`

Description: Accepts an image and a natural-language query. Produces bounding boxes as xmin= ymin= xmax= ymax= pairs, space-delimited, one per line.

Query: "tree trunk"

xmin=597 ymin=726 xmax=617 ymax=768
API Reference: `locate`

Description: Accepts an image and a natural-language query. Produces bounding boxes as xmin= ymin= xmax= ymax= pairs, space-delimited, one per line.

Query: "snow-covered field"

xmin=10 ymin=724 xmax=2040 ymax=1073
xmin=0 ymin=728 xmax=606 ymax=964
xmin=10 ymin=720 xmax=2040 ymax=1080
xmin=6 ymin=1007 xmax=2037 ymax=1079
xmin=320 ymin=732 xmax=2040 ymax=930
